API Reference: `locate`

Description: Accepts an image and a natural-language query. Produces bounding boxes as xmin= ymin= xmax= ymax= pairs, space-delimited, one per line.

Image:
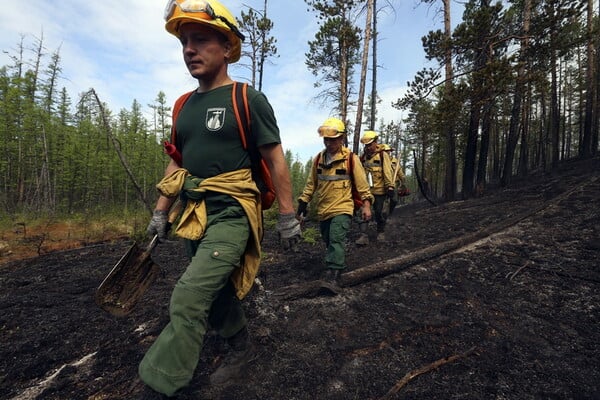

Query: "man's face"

xmin=364 ymin=141 xmax=378 ymax=155
xmin=178 ymin=23 xmax=231 ymax=80
xmin=324 ymin=136 xmax=343 ymax=154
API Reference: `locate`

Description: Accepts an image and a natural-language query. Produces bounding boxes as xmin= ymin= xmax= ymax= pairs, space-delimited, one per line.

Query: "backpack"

xmin=163 ymin=82 xmax=276 ymax=210
xmin=314 ymin=151 xmax=363 ymax=210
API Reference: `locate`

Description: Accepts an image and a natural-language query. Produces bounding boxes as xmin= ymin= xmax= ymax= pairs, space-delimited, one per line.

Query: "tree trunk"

xmin=369 ymin=0 xmax=378 ymax=131
xmin=442 ymin=0 xmax=457 ymax=201
xmin=340 ymin=41 xmax=349 ymax=127
xmin=28 ymin=32 xmax=44 ymax=103
xmin=502 ymin=0 xmax=530 ymax=186
xmin=540 ymin=88 xmax=548 ymax=171
xmin=595 ymin=2 xmax=600 ymax=155
xmin=550 ymin=34 xmax=560 ymax=168
xmin=518 ymin=82 xmax=531 ymax=177
xmin=462 ymin=101 xmax=480 ymax=198
xmin=352 ymin=0 xmax=373 ymax=154
xmin=258 ymin=0 xmax=268 ymax=91
xmin=475 ymin=31 xmax=495 ymax=195
xmin=476 ymin=101 xmax=492 ymax=195
xmin=580 ymin=0 xmax=594 ymax=157
xmin=462 ymin=0 xmax=494 ymax=199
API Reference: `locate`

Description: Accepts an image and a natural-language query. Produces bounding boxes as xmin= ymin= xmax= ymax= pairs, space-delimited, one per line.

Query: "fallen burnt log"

xmin=274 ymin=220 xmax=510 ymax=301
xmin=274 ymin=176 xmax=597 ymax=300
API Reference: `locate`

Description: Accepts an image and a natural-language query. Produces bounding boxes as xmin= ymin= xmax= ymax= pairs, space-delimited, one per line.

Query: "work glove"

xmin=276 ymin=212 xmax=302 ymax=251
xmin=387 ymin=187 xmax=395 ymax=200
xmin=296 ymin=200 xmax=308 ymax=219
xmin=147 ymin=209 xmax=169 ymax=242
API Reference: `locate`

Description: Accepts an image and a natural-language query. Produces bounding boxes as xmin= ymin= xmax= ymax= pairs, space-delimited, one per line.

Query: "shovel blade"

xmin=95 ymin=240 xmax=161 ymax=316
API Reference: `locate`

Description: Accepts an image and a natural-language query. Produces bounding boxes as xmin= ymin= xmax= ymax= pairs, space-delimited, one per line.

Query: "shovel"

xmin=95 ymin=202 xmax=181 ymax=316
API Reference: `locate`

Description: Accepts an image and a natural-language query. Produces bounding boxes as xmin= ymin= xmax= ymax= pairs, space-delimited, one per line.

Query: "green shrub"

xmin=301 ymin=227 xmax=320 ymax=245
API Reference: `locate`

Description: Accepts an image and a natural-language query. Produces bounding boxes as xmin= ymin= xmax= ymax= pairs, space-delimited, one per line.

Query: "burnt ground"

xmin=1 ymin=156 xmax=599 ymax=400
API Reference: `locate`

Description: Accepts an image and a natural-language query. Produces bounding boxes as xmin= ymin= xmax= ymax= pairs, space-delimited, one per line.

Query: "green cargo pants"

xmin=138 ymin=205 xmax=250 ymax=396
xmin=320 ymin=214 xmax=351 ymax=270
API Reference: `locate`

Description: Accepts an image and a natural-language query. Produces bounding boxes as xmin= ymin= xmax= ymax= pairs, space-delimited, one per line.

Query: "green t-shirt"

xmin=175 ymin=83 xmax=281 ymax=179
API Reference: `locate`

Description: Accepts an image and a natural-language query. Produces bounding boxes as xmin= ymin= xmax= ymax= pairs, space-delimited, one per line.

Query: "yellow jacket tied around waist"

xmin=156 ymin=168 xmax=262 ymax=300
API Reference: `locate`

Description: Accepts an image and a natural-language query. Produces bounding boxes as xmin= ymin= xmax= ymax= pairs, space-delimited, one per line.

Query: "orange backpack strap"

xmin=164 ymin=90 xmax=194 ymax=166
xmin=231 ymin=81 xmax=276 ymax=210
xmin=232 ymin=82 xmax=250 ymax=149
xmin=170 ymin=90 xmax=194 ymax=144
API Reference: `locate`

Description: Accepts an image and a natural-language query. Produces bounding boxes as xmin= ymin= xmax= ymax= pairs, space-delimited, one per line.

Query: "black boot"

xmin=209 ymin=327 xmax=256 ymax=385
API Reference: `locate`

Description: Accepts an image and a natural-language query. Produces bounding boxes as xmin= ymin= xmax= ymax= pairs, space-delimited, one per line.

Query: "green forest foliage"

xmin=0 ymin=40 xmax=309 ymax=223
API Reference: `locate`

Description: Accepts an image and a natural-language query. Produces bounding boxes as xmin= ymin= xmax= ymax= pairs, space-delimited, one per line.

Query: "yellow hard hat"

xmin=164 ymin=0 xmax=244 ymax=63
xmin=360 ymin=130 xmax=379 ymax=144
xmin=318 ymin=117 xmax=346 ymax=138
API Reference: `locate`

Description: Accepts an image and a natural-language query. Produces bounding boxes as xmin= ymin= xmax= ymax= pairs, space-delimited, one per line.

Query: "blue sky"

xmin=0 ymin=0 xmax=458 ymax=163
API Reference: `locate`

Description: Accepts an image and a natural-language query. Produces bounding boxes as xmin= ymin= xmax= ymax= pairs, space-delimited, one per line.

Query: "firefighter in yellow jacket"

xmin=357 ymin=131 xmax=395 ymax=244
xmin=381 ymin=144 xmax=405 ymax=216
xmin=297 ymin=118 xmax=373 ymax=285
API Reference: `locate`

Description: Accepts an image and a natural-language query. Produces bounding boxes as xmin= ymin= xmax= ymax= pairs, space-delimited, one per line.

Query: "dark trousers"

xmin=373 ymin=194 xmax=387 ymax=232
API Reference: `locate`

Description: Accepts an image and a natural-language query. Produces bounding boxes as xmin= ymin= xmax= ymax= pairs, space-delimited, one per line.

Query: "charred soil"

xmin=1 ymin=157 xmax=599 ymax=400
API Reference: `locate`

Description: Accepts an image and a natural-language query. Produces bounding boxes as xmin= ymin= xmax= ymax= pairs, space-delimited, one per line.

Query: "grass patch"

xmin=0 ymin=209 xmax=150 ymax=264
xmin=300 ymin=227 xmax=320 ymax=245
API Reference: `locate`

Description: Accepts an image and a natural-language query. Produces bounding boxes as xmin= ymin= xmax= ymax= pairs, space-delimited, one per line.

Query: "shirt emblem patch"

xmin=206 ymin=108 xmax=226 ymax=131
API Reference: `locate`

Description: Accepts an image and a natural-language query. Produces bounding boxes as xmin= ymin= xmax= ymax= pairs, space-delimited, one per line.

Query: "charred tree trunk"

xmin=476 ymin=101 xmax=493 ymax=195
xmin=442 ymin=0 xmax=457 ymax=202
xmin=502 ymin=0 xmax=530 ymax=185
xmin=550 ymin=34 xmax=561 ymax=168
xmin=462 ymin=101 xmax=480 ymax=198
xmin=580 ymin=0 xmax=595 ymax=158
xmin=518 ymin=83 xmax=531 ymax=177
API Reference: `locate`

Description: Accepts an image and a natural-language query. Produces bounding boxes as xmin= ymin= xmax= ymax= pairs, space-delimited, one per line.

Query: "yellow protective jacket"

xmin=299 ymin=147 xmax=373 ymax=221
xmin=361 ymin=145 xmax=394 ymax=195
xmin=156 ymin=168 xmax=262 ymax=300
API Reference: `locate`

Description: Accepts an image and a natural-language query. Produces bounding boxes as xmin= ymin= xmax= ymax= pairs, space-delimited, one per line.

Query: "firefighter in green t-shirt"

xmin=139 ymin=0 xmax=301 ymax=397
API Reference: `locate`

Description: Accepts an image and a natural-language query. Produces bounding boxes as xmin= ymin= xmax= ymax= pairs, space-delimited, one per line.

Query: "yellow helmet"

xmin=318 ymin=117 xmax=346 ymax=138
xmin=360 ymin=130 xmax=379 ymax=144
xmin=164 ymin=0 xmax=244 ymax=63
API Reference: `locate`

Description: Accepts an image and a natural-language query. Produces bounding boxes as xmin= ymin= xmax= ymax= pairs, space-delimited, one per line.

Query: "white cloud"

xmin=377 ymin=82 xmax=409 ymax=125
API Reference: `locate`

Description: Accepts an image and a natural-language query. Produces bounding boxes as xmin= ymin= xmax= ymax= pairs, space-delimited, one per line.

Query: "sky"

xmin=0 ymin=0 xmax=457 ymax=163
